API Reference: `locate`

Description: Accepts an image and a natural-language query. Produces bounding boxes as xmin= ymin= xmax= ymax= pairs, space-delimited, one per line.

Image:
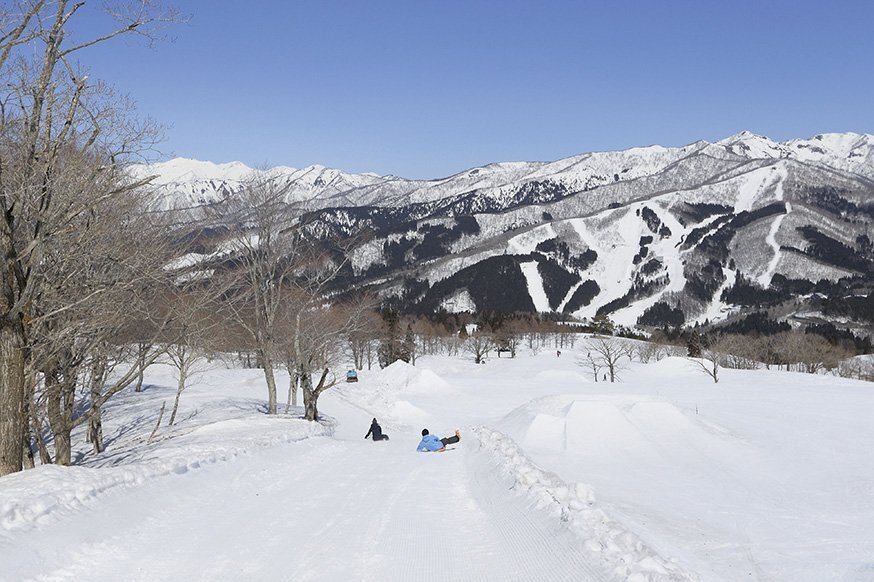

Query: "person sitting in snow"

xmin=416 ymin=428 xmax=460 ymax=452
xmin=365 ymin=418 xmax=389 ymax=441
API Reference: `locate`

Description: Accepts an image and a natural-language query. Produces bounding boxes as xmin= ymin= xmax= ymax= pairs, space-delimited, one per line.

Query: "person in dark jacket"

xmin=365 ymin=418 xmax=389 ymax=441
xmin=416 ymin=428 xmax=460 ymax=451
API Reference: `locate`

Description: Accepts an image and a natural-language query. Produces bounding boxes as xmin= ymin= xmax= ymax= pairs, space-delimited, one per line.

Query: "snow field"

xmin=3 ymin=345 xmax=874 ymax=580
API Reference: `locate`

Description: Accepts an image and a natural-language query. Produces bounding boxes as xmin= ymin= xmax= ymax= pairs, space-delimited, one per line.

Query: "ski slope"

xmin=2 ymin=424 xmax=602 ymax=581
xmin=3 ymin=350 xmax=874 ymax=581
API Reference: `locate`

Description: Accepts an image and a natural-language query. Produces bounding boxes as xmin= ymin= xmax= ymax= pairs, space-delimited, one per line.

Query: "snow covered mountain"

xmin=148 ymin=132 xmax=874 ymax=335
xmin=140 ymin=132 xmax=874 ymax=210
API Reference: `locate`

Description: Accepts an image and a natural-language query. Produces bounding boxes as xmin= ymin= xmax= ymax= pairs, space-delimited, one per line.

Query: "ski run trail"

xmin=3 ymin=348 xmax=874 ymax=581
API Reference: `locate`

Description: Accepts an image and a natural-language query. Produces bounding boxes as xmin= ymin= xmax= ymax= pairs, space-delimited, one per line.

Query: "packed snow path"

xmin=3 ymin=397 xmax=606 ymax=582
xmin=6 ymin=354 xmax=873 ymax=580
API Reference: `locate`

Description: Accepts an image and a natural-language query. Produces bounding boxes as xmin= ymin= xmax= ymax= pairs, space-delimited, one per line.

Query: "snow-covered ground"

xmin=2 ymin=349 xmax=874 ymax=581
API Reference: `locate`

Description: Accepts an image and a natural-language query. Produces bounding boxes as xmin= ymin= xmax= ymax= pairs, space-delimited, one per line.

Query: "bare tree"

xmin=583 ymin=338 xmax=629 ymax=383
xmin=632 ymin=342 xmax=664 ymax=364
xmin=689 ymin=350 xmax=724 ymax=383
xmin=526 ymin=332 xmax=540 ymax=355
xmin=133 ymin=342 xmax=153 ymax=392
xmin=347 ymin=305 xmax=380 ymax=371
xmin=25 ymin=182 xmax=182 ymax=463
xmin=713 ymin=335 xmax=761 ymax=370
xmin=0 ymin=0 xmax=180 ymax=477
xmin=766 ymin=331 xmax=849 ymax=373
xmin=795 ymin=334 xmax=849 ymax=374
xmin=837 ymin=357 xmax=874 ymax=382
xmin=576 ymin=349 xmax=601 ymax=382
xmin=165 ymin=342 xmax=205 ymax=426
xmin=217 ymin=176 xmax=303 ymax=415
xmin=288 ymin=298 xmax=374 ymax=421
xmin=464 ymin=333 xmax=493 ymax=364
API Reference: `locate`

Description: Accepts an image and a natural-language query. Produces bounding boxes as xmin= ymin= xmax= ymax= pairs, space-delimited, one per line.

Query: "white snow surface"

xmin=2 ymin=350 xmax=874 ymax=581
xmin=520 ymin=261 xmax=550 ymax=312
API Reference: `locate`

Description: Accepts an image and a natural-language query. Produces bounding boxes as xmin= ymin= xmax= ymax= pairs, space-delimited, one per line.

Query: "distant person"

xmin=556 ymin=350 xmax=561 ymax=357
xmin=365 ymin=418 xmax=389 ymax=441
xmin=416 ymin=428 xmax=460 ymax=452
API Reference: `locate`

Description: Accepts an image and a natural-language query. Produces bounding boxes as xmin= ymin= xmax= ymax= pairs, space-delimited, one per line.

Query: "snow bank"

xmin=0 ymin=415 xmax=329 ymax=533
xmin=374 ymin=360 xmax=451 ymax=393
xmin=473 ymin=426 xmax=697 ymax=582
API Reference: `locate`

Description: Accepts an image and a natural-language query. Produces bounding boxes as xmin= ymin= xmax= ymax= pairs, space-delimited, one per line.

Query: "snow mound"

xmin=474 ymin=426 xmax=697 ymax=581
xmin=389 ymin=400 xmax=431 ymax=424
xmin=338 ymin=361 xmax=452 ymax=425
xmin=0 ymin=415 xmax=329 ymax=533
xmin=374 ymin=360 xmax=452 ymax=393
xmin=565 ymin=400 xmax=646 ymax=454
xmin=498 ymin=394 xmax=725 ymax=456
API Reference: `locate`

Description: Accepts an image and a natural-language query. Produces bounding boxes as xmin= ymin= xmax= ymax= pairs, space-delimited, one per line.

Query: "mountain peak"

xmin=716 ymin=130 xmax=775 ymax=145
xmin=137 ymin=158 xmax=255 ymax=184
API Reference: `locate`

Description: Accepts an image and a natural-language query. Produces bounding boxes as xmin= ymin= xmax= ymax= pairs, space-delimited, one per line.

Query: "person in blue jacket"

xmin=416 ymin=428 xmax=461 ymax=452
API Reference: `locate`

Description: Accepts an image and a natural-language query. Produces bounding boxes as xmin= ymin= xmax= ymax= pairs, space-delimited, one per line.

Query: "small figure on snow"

xmin=416 ymin=428 xmax=460 ymax=452
xmin=365 ymin=418 xmax=389 ymax=441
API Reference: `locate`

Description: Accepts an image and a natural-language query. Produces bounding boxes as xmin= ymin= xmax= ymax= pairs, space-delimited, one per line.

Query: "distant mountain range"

xmin=141 ymin=132 xmax=874 ymax=338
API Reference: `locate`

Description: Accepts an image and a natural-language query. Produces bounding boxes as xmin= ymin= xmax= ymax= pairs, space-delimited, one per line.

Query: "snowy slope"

xmin=3 ymin=347 xmax=874 ymax=580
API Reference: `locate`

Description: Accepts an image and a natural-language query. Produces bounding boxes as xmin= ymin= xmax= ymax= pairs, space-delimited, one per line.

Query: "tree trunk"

xmin=148 ymin=401 xmax=165 ymax=444
xmin=303 ymin=391 xmax=318 ymax=421
xmin=284 ymin=362 xmax=298 ymax=413
xmin=46 ymin=374 xmax=75 ymax=466
xmin=299 ymin=364 xmax=315 ymax=420
xmin=135 ymin=344 xmax=147 ymax=392
xmin=52 ymin=424 xmax=72 ymax=466
xmin=22 ymin=430 xmax=35 ymax=469
xmin=260 ymin=349 xmax=278 ymax=414
xmin=0 ymin=321 xmax=26 ymax=476
xmin=303 ymin=368 xmax=331 ymax=422
xmin=350 ymin=340 xmax=363 ymax=371
xmin=21 ymin=380 xmax=36 ymax=469
xmin=168 ymin=363 xmax=188 ymax=426
xmin=30 ymin=407 xmax=52 ymax=465
xmin=87 ymin=357 xmax=108 ymax=454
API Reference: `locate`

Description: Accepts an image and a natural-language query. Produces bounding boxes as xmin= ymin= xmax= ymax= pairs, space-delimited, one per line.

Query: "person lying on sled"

xmin=416 ymin=428 xmax=460 ymax=452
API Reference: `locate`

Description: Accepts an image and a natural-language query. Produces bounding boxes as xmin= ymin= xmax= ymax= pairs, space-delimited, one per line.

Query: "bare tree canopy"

xmin=580 ymin=337 xmax=629 ymax=383
xmin=0 ymin=0 xmax=181 ymax=476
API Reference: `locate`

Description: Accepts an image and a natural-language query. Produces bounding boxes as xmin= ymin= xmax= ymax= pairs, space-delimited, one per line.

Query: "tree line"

xmin=0 ymin=2 xmax=374 ymax=477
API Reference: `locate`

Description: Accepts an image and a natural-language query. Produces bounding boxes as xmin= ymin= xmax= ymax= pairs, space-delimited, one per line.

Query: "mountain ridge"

xmin=152 ymin=132 xmax=874 ymax=340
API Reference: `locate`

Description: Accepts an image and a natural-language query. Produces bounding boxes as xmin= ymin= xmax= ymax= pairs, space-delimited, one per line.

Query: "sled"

xmin=345 ymin=369 xmax=358 ymax=383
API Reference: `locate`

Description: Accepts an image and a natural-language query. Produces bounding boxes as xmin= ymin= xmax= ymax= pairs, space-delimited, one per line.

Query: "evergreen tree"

xmin=687 ymin=331 xmax=704 ymax=358
xmin=591 ymin=314 xmax=615 ymax=335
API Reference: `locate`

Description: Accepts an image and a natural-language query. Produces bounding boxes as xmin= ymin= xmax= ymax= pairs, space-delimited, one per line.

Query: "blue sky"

xmin=77 ymin=1 xmax=874 ymax=178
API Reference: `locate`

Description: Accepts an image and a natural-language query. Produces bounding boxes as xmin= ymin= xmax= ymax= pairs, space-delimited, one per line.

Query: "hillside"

xmin=143 ymin=132 xmax=874 ymax=336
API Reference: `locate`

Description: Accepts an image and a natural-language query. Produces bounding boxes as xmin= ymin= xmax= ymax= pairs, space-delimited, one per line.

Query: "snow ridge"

xmin=474 ymin=426 xmax=698 ymax=581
